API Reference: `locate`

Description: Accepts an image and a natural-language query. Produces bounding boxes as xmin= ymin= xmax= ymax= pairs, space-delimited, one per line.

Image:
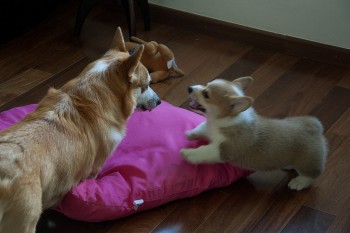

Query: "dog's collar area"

xmin=129 ymin=45 xmax=141 ymax=55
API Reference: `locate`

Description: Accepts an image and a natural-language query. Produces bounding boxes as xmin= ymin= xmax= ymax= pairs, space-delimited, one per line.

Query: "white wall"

xmin=149 ymin=0 xmax=350 ymax=49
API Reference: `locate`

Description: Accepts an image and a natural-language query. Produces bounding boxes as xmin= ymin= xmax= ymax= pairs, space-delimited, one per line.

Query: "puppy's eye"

xmin=203 ymin=90 xmax=209 ymax=99
xmin=202 ymin=90 xmax=209 ymax=99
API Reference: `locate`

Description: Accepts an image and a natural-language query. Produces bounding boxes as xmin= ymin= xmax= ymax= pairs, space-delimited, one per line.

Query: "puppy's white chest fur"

xmin=109 ymin=128 xmax=123 ymax=142
xmin=207 ymin=107 xmax=254 ymax=141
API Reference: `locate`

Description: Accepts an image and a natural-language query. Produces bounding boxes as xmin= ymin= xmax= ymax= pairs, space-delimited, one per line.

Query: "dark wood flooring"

xmin=1 ymin=1 xmax=349 ymax=232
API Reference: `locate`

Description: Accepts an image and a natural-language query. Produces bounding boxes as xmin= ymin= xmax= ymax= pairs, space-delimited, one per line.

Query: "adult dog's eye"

xmin=203 ymin=90 xmax=209 ymax=99
xmin=141 ymin=86 xmax=148 ymax=93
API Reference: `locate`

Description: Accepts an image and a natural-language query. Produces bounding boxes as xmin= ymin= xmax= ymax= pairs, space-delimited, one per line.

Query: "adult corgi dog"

xmin=0 ymin=27 xmax=160 ymax=233
xmin=181 ymin=77 xmax=327 ymax=191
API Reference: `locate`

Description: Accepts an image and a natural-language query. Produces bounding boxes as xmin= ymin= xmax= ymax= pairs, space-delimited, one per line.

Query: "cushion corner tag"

xmin=132 ymin=199 xmax=144 ymax=210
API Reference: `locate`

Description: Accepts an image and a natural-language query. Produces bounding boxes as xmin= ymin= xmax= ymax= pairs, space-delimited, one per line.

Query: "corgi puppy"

xmin=0 ymin=27 xmax=160 ymax=233
xmin=181 ymin=77 xmax=327 ymax=191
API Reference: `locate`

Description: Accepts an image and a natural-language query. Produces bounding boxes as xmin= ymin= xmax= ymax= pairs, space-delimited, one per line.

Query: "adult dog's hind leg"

xmin=0 ymin=178 xmax=42 ymax=233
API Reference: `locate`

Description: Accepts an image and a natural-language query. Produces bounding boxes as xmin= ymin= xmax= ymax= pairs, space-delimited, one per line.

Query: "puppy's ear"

xmin=232 ymin=76 xmax=254 ymax=90
xmin=110 ymin=27 xmax=127 ymax=52
xmin=123 ymin=45 xmax=144 ymax=83
xmin=229 ymin=96 xmax=253 ymax=113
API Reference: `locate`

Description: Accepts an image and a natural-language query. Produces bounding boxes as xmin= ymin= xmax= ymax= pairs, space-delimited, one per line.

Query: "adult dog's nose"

xmin=188 ymin=86 xmax=193 ymax=93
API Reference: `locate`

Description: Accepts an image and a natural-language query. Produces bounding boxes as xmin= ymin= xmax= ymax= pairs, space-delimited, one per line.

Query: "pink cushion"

xmin=0 ymin=102 xmax=251 ymax=222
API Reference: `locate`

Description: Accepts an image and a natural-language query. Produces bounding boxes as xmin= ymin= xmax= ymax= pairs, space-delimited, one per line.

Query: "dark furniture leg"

xmin=74 ymin=0 xmax=101 ymax=35
xmin=75 ymin=0 xmax=150 ymax=37
xmin=135 ymin=0 xmax=150 ymax=31
xmin=121 ymin=0 xmax=136 ymax=37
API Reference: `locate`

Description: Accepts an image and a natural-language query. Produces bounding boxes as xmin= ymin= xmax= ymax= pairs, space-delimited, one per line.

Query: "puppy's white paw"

xmin=185 ymin=131 xmax=201 ymax=141
xmin=288 ymin=176 xmax=314 ymax=191
xmin=181 ymin=149 xmax=203 ymax=164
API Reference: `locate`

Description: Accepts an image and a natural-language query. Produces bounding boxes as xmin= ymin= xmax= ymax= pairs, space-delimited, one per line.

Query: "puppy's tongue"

xmin=189 ymin=100 xmax=201 ymax=109
xmin=189 ymin=100 xmax=206 ymax=114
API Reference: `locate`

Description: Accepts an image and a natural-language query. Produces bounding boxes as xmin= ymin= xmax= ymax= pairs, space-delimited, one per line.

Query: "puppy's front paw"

xmin=185 ymin=131 xmax=201 ymax=141
xmin=288 ymin=176 xmax=314 ymax=191
xmin=181 ymin=148 xmax=203 ymax=164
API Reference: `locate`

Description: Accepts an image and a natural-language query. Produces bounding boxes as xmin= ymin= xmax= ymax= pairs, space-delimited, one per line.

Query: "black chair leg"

xmin=135 ymin=0 xmax=150 ymax=31
xmin=121 ymin=0 xmax=136 ymax=37
xmin=74 ymin=0 xmax=101 ymax=35
xmin=75 ymin=0 xmax=150 ymax=37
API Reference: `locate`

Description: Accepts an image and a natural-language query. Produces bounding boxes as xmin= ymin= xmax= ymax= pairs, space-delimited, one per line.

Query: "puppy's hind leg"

xmin=288 ymin=151 xmax=326 ymax=191
xmin=288 ymin=175 xmax=314 ymax=191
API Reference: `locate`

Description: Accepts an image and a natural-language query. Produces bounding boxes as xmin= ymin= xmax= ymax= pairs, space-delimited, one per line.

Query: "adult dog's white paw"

xmin=288 ymin=176 xmax=314 ymax=191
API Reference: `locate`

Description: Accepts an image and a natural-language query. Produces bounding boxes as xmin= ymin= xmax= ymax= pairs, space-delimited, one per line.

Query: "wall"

xmin=149 ymin=0 xmax=350 ymax=49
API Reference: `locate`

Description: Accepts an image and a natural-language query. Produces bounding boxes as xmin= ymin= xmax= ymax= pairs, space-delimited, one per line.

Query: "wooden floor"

xmin=1 ymin=1 xmax=350 ymax=232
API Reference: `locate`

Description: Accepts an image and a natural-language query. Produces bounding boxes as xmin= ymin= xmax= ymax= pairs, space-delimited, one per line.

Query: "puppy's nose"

xmin=188 ymin=86 xmax=193 ymax=93
xmin=156 ymin=99 xmax=161 ymax=106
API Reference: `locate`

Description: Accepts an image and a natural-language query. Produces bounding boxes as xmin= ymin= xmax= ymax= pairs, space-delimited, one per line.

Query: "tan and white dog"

xmin=181 ymin=77 xmax=327 ymax=191
xmin=0 ymin=27 xmax=160 ymax=233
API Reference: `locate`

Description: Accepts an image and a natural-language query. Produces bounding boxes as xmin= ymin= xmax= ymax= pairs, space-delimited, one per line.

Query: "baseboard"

xmin=149 ymin=4 xmax=350 ymax=68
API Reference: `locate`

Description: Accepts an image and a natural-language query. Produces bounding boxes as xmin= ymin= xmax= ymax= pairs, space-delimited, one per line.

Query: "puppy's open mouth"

xmin=189 ymin=99 xmax=206 ymax=113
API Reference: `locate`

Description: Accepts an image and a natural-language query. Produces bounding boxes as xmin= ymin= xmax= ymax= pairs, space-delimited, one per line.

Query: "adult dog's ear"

xmin=232 ymin=76 xmax=254 ymax=90
xmin=123 ymin=45 xmax=144 ymax=83
xmin=110 ymin=27 xmax=127 ymax=52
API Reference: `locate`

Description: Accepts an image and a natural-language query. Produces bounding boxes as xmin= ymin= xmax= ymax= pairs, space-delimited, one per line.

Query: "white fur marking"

xmin=109 ymin=128 xmax=123 ymax=145
xmin=45 ymin=111 xmax=55 ymax=119
xmin=90 ymin=60 xmax=109 ymax=73
xmin=214 ymin=107 xmax=255 ymax=128
xmin=235 ymin=107 xmax=255 ymax=123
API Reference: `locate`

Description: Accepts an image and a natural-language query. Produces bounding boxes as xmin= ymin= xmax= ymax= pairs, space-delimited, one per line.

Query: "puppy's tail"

xmin=304 ymin=117 xmax=324 ymax=135
xmin=306 ymin=117 xmax=328 ymax=161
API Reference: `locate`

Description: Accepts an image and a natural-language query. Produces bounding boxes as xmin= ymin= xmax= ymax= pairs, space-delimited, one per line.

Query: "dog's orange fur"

xmin=0 ymin=27 xmax=157 ymax=233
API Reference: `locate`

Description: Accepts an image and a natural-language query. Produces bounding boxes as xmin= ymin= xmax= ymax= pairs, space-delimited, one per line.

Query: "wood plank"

xmin=0 ymin=58 xmax=89 ymax=112
xmin=216 ymin=47 xmax=275 ymax=81
xmin=243 ymin=186 xmax=309 ymax=233
xmin=192 ymin=171 xmax=298 ymax=233
xmin=151 ymin=190 xmax=229 ymax=233
xmin=326 ymin=197 xmax=350 ymax=233
xmin=281 ymin=206 xmax=334 ymax=233
xmin=254 ymin=61 xmax=346 ymax=118
xmin=0 ymin=69 xmax=51 ymax=106
xmin=328 ymin=107 xmax=350 ymax=137
xmin=105 ymin=202 xmax=179 ymax=233
xmin=248 ymin=53 xmax=299 ymax=98
xmin=36 ymin=210 xmax=114 ymax=233
xmin=310 ymin=86 xmax=350 ymax=132
xmin=336 ymin=71 xmax=350 ymax=89
xmin=305 ymin=135 xmax=350 ymax=215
